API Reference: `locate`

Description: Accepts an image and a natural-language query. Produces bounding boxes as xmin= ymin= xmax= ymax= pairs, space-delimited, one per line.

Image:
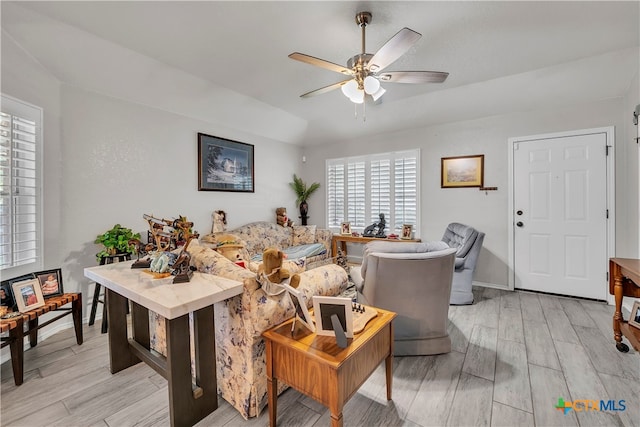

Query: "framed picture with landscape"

xmin=198 ymin=132 xmax=254 ymax=192
xmin=441 ymin=154 xmax=484 ymax=188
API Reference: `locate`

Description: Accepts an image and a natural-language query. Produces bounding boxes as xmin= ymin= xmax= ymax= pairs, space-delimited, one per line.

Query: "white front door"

xmin=511 ymin=129 xmax=611 ymax=300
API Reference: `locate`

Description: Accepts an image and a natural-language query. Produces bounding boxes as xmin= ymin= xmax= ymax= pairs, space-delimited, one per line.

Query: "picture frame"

xmin=0 ymin=280 xmax=17 ymax=311
xmin=401 ymin=224 xmax=413 ymax=240
xmin=34 ymin=268 xmax=63 ymax=298
xmin=312 ymin=296 xmax=354 ymax=338
xmin=2 ymin=274 xmax=34 ymax=311
xmin=198 ymin=132 xmax=255 ymax=192
xmin=630 ymin=300 xmax=640 ymax=329
xmin=12 ymin=278 xmax=45 ymax=313
xmin=282 ymin=283 xmax=315 ymax=333
xmin=340 ymin=222 xmax=351 ymax=235
xmin=441 ymin=154 xmax=484 ymax=188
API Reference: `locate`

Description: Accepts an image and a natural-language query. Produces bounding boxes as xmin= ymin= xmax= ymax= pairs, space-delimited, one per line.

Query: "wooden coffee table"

xmin=263 ymin=306 xmax=396 ymax=427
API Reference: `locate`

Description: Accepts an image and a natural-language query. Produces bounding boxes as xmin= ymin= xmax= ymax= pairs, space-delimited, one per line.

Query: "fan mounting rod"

xmin=356 ymin=12 xmax=372 ymax=54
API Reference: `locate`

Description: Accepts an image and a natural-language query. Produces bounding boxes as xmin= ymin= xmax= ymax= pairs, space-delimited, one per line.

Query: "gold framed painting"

xmin=441 ymin=154 xmax=484 ymax=188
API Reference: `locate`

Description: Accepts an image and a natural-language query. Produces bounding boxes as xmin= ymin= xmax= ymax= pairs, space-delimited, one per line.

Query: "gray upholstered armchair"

xmin=350 ymin=241 xmax=456 ymax=356
xmin=441 ymin=223 xmax=485 ymax=305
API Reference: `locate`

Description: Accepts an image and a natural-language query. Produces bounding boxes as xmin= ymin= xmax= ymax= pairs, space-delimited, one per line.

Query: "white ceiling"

xmin=2 ymin=1 xmax=639 ymax=146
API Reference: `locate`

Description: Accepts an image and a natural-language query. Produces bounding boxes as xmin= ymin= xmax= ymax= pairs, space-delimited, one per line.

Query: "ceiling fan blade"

xmin=289 ymin=52 xmax=353 ymax=75
xmin=300 ymin=79 xmax=353 ymax=98
xmin=367 ymin=28 xmax=422 ymax=72
xmin=378 ymin=71 xmax=449 ymax=83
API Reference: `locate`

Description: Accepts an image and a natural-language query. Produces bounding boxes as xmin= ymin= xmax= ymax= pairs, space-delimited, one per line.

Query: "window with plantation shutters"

xmin=326 ymin=149 xmax=419 ymax=235
xmin=0 ymin=95 xmax=42 ymax=273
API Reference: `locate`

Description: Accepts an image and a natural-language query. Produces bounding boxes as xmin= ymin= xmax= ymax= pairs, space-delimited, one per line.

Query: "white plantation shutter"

xmin=394 ymin=155 xmax=418 ymax=231
xmin=347 ymin=161 xmax=366 ymax=227
xmin=0 ymin=95 xmax=42 ymax=273
xmin=327 ymin=162 xmax=345 ymax=227
xmin=326 ymin=149 xmax=419 ymax=235
xmin=370 ymin=158 xmax=391 ymax=224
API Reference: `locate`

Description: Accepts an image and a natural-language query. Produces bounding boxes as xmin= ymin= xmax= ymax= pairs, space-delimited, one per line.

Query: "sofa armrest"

xmin=315 ymin=228 xmax=333 ymax=256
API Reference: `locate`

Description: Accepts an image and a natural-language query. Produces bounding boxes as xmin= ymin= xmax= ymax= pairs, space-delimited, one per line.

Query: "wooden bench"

xmin=0 ymin=293 xmax=83 ymax=385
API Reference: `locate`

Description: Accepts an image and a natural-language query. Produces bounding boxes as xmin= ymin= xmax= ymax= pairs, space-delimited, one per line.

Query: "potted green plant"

xmin=289 ymin=174 xmax=320 ymax=226
xmin=95 ymin=224 xmax=141 ymax=263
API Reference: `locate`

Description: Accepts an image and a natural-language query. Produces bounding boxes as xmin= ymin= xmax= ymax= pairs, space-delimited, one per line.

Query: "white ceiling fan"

xmin=289 ymin=11 xmax=449 ymax=104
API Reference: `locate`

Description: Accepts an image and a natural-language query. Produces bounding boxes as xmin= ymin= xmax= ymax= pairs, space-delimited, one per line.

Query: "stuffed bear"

xmin=214 ymin=234 xmax=250 ymax=268
xmin=257 ymin=247 xmax=290 ymax=283
xmin=276 ymin=207 xmax=293 ymax=227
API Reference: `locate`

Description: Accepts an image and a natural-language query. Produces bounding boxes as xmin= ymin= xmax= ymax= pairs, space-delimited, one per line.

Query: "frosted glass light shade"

xmin=341 ymin=80 xmax=359 ymax=98
xmin=371 ymin=86 xmax=386 ymax=101
xmin=350 ymin=89 xmax=365 ymax=103
xmin=363 ymin=76 xmax=380 ymax=94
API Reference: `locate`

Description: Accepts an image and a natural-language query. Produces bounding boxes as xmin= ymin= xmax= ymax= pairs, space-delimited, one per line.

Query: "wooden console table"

xmin=84 ymin=261 xmax=243 ymax=427
xmin=609 ymin=258 xmax=640 ymax=352
xmin=263 ymin=307 xmax=396 ymax=427
xmin=331 ymin=235 xmax=421 ymax=258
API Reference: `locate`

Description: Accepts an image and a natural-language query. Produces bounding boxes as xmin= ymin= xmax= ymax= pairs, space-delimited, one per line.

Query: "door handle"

xmin=516 ymin=221 xmax=524 ymax=227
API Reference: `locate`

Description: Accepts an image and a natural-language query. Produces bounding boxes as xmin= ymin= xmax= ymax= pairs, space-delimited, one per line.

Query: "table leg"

xmin=331 ymin=237 xmax=338 ymax=259
xmin=613 ymin=270 xmax=624 ymax=345
xmin=9 ymin=317 xmax=24 ymax=386
xmin=330 ymin=410 xmax=344 ymax=427
xmin=266 ymin=339 xmax=277 ymax=427
xmin=28 ymin=318 xmax=38 ymax=347
xmin=385 ymin=322 xmax=394 ymax=401
xmin=106 ymin=289 xmax=139 ymax=373
xmin=72 ymin=293 xmax=84 ymax=345
xmin=166 ymin=306 xmax=217 ymax=427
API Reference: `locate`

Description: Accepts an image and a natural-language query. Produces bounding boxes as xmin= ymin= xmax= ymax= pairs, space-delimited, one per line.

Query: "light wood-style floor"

xmin=1 ymin=287 xmax=639 ymax=427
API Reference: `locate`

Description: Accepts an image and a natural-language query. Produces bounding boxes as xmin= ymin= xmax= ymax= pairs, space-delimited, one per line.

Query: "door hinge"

xmin=606 ymin=209 xmax=609 ymax=219
xmin=606 ymin=145 xmax=611 ymax=156
xmin=607 ymin=271 xmax=609 ymax=282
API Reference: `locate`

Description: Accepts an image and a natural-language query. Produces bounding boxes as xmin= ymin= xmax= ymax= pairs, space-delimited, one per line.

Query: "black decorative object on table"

xmin=362 ymin=213 xmax=387 ymax=238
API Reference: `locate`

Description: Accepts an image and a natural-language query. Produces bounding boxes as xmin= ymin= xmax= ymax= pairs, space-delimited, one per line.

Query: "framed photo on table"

xmin=630 ymin=301 xmax=640 ymax=329
xmin=198 ymin=132 xmax=254 ymax=192
xmin=283 ymin=283 xmax=315 ymax=333
xmin=34 ymin=268 xmax=63 ymax=298
xmin=401 ymin=224 xmax=413 ymax=240
xmin=340 ymin=222 xmax=351 ymax=235
xmin=441 ymin=154 xmax=484 ymax=188
xmin=12 ymin=278 xmax=45 ymax=313
xmin=312 ymin=296 xmax=354 ymax=338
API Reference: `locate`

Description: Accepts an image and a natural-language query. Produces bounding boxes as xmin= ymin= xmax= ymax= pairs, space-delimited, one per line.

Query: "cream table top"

xmin=84 ymin=260 xmax=243 ymax=319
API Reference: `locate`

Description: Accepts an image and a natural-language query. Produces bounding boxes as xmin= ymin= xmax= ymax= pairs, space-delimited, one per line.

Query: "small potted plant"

xmin=289 ymin=174 xmax=320 ymax=226
xmin=95 ymin=224 xmax=141 ymax=263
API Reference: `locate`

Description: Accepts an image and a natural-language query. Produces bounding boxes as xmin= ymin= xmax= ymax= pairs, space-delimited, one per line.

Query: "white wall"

xmin=303 ymin=97 xmax=632 ymax=288
xmin=2 ymin=35 xmax=303 ymax=310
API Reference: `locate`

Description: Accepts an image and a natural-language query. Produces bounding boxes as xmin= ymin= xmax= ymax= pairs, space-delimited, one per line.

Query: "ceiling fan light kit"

xmin=288 ymin=11 xmax=449 ymax=120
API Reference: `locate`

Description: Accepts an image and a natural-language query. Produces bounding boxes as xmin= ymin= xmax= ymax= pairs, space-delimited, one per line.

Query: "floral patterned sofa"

xmin=149 ymin=238 xmax=348 ymax=419
xmin=201 ymin=221 xmax=333 ymax=267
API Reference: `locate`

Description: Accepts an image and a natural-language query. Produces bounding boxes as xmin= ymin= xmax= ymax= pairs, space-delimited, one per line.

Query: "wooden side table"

xmin=263 ymin=307 xmax=396 ymax=427
xmin=331 ymin=234 xmax=421 ymax=258
xmin=609 ymin=258 xmax=640 ymax=352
